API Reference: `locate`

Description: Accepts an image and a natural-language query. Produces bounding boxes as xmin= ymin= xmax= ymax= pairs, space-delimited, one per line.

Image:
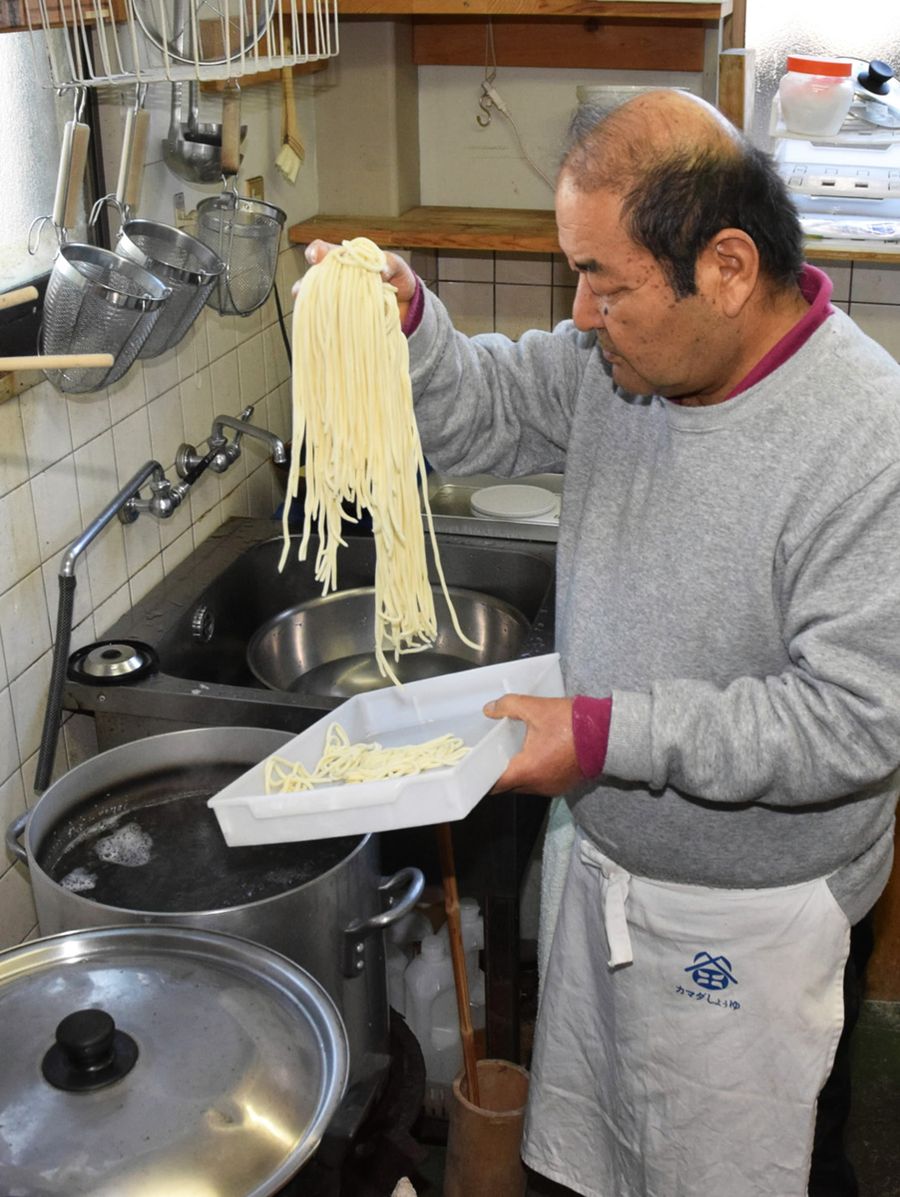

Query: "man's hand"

xmin=483 ymin=694 xmax=582 ymax=796
xmin=296 ymin=239 xmax=419 ymax=324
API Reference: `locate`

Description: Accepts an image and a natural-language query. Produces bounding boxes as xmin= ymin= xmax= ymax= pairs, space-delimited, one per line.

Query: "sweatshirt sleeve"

xmin=603 ymin=464 xmax=900 ymax=807
xmin=407 ymin=286 xmax=599 ymax=478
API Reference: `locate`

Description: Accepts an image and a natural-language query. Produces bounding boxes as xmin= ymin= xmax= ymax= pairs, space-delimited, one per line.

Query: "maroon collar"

xmin=724 ymin=264 xmax=835 ymax=401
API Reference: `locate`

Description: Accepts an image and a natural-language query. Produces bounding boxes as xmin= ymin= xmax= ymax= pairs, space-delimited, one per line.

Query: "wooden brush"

xmin=275 ymin=66 xmax=304 ymax=184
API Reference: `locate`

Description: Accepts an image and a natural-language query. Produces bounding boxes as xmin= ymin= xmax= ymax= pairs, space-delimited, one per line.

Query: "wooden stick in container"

xmin=436 ymin=821 xmax=481 ymax=1108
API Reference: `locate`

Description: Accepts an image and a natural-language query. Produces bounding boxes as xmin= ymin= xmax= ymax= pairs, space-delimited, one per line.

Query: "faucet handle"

xmin=175 ymin=443 xmax=204 ymax=478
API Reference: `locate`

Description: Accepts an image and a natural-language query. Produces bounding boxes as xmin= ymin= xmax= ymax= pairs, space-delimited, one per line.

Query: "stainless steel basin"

xmin=247 ymin=585 xmax=530 ymax=699
xmin=64 ymin=518 xmax=556 ymax=748
xmin=154 ymin=530 xmax=554 ymax=689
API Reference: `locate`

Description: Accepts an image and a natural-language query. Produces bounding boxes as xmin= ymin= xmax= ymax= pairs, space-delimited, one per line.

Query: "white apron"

xmin=523 ymin=831 xmax=850 ymax=1197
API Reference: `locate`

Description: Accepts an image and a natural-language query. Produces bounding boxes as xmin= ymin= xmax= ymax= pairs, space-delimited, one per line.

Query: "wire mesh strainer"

xmin=41 ymin=244 xmax=171 ymax=394
xmin=115 ymin=220 xmax=225 ymax=358
xmin=196 ymin=193 xmax=286 ymax=317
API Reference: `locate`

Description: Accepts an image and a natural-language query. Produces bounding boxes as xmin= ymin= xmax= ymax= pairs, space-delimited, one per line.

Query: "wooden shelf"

xmin=289 ymin=206 xmax=560 ymax=252
xmin=330 ymin=0 xmax=731 ymax=19
xmin=290 ymin=206 xmax=900 ymax=263
xmin=803 ymin=242 xmax=900 ymax=266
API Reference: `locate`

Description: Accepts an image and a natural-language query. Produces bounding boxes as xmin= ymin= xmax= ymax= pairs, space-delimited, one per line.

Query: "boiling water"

xmin=38 ymin=766 xmax=359 ymax=913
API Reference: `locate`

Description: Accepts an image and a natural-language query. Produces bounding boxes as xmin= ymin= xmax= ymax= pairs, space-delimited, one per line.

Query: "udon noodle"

xmin=279 ymin=236 xmax=478 ymax=684
xmin=265 ymin=722 xmax=468 ymax=793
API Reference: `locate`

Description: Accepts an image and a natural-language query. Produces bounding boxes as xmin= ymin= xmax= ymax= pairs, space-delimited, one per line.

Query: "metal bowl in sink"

xmin=247 ymin=585 xmax=530 ymax=699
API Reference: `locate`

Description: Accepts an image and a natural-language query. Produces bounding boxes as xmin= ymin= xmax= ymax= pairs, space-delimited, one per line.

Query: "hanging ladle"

xmin=163 ymin=79 xmax=246 ymax=184
xmin=160 ymin=0 xmax=246 ymax=183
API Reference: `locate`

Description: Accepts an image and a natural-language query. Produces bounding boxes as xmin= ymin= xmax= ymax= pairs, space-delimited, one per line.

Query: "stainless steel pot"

xmin=6 ymin=727 xmax=424 ymax=1095
xmin=0 ymin=924 xmax=348 ymax=1197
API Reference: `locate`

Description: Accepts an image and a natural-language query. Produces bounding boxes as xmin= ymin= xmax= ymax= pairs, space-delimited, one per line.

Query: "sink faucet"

xmin=208 ymin=405 xmax=288 ymax=469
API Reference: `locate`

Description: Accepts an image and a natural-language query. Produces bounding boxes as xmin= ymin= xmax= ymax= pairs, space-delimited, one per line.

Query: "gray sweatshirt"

xmin=410 ymin=290 xmax=900 ymax=923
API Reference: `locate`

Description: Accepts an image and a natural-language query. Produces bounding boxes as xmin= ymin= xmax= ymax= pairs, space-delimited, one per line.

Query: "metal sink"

xmin=65 ymin=517 xmax=556 ymax=749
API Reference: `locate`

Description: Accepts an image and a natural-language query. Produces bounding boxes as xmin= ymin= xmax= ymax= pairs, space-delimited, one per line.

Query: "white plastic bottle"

xmin=386 ymin=941 xmax=409 ymax=1015
xmin=778 ymin=55 xmax=854 ymax=138
xmin=438 ymin=897 xmax=486 ymax=1029
xmin=385 ymin=908 xmax=434 ymax=1016
xmin=404 ymin=907 xmax=488 ymax=1116
xmin=403 ymin=934 xmax=457 ymax=1087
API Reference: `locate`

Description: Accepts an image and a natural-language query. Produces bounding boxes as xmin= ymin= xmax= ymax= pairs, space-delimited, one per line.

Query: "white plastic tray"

xmin=208 ymin=653 xmax=564 ymax=846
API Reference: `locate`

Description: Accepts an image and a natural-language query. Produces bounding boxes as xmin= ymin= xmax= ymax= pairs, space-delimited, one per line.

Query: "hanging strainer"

xmin=115 ymin=220 xmax=225 ymax=357
xmin=41 ymin=244 xmax=171 ymax=394
xmin=196 ymin=192 xmax=286 ymax=317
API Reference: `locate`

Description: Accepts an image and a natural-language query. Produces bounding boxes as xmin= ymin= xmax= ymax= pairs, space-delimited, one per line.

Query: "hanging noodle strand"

xmin=279 ymin=237 xmax=479 ymax=684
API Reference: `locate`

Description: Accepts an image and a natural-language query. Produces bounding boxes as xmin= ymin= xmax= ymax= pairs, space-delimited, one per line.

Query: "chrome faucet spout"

xmin=211 ymin=412 xmax=288 ymax=465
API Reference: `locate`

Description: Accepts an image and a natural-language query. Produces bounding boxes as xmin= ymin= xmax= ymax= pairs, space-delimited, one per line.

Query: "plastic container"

xmin=386 ymin=908 xmax=434 ymax=1015
xmin=386 ymin=942 xmax=409 ymax=1015
xmin=404 ymin=931 xmax=487 ymax=1118
xmin=438 ymin=898 xmax=485 ymax=1017
xmin=778 ymin=55 xmax=854 ymax=138
xmin=208 ymin=653 xmax=565 ymax=846
xmin=404 ymin=935 xmax=457 ymax=1108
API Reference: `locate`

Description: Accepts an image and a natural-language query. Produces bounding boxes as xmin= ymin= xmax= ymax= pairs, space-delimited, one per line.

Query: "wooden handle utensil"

xmin=0 ymin=286 xmax=39 ymax=311
xmin=0 ymin=353 xmax=115 ymax=372
xmin=437 ymin=821 xmax=481 ymax=1108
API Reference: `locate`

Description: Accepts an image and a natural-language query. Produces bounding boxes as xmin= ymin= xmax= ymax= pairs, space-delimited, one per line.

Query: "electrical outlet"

xmin=246 ymin=176 xmax=265 ymax=201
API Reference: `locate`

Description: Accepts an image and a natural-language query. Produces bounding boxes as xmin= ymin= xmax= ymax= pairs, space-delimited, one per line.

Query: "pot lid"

xmin=0 ymin=925 xmax=349 ymax=1197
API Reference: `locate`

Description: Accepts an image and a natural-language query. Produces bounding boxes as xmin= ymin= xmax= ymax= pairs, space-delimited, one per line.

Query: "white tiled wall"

xmin=2 ymin=248 xmax=899 ymax=950
xmin=434 ymin=251 xmax=900 ymax=359
xmin=0 ymin=243 xmax=306 ymax=947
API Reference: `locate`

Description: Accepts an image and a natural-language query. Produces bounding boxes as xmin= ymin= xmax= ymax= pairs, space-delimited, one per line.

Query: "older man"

xmin=305 ymin=89 xmax=900 ymax=1197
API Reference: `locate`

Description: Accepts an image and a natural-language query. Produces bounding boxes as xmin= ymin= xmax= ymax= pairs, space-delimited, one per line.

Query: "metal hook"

xmin=72 ymin=86 xmax=87 ymax=124
xmin=476 ymin=79 xmax=495 ymax=127
xmin=89 ymin=194 xmax=125 ymax=229
xmin=476 ymin=21 xmax=498 ymax=128
xmin=27 ymin=215 xmax=63 ymax=257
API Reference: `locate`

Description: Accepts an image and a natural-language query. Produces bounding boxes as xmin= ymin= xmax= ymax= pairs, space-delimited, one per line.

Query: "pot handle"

xmin=5 ymin=811 xmax=30 ymax=866
xmin=342 ymin=866 xmax=425 ymax=978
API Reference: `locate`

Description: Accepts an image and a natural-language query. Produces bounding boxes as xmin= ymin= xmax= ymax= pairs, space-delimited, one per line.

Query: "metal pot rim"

xmin=20 ymin=726 xmax=372 ymax=917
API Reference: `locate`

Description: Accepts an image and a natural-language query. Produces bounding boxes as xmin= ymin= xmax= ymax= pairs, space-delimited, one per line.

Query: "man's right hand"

xmin=298 ymin=239 xmax=419 ymax=325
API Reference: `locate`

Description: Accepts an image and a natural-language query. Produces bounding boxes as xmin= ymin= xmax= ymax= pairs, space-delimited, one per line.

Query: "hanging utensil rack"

xmin=25 ymin=0 xmax=339 ymax=89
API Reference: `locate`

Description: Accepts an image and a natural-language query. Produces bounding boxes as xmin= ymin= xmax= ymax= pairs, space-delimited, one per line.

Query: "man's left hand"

xmin=483 ymin=695 xmax=582 ymax=795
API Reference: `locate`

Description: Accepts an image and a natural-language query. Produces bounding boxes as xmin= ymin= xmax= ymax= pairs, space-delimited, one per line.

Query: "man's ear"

xmin=698 ymin=230 xmax=758 ymax=317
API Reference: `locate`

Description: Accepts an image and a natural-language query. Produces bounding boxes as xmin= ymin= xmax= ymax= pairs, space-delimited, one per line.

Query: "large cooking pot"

xmin=6 ymin=727 xmax=424 ymax=1096
xmin=0 ymin=924 xmax=348 ymax=1196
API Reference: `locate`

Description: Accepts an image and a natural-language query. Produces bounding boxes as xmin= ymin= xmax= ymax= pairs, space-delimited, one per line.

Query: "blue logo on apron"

xmin=685 ymin=951 xmax=738 ymax=991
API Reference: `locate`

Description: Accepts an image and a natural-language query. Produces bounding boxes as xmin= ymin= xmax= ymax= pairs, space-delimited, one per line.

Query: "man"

xmin=305 ymin=88 xmax=900 ymax=1197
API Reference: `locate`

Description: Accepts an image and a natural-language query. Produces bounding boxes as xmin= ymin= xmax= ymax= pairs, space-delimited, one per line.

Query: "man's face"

xmin=555 ymin=173 xmax=720 ymax=400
